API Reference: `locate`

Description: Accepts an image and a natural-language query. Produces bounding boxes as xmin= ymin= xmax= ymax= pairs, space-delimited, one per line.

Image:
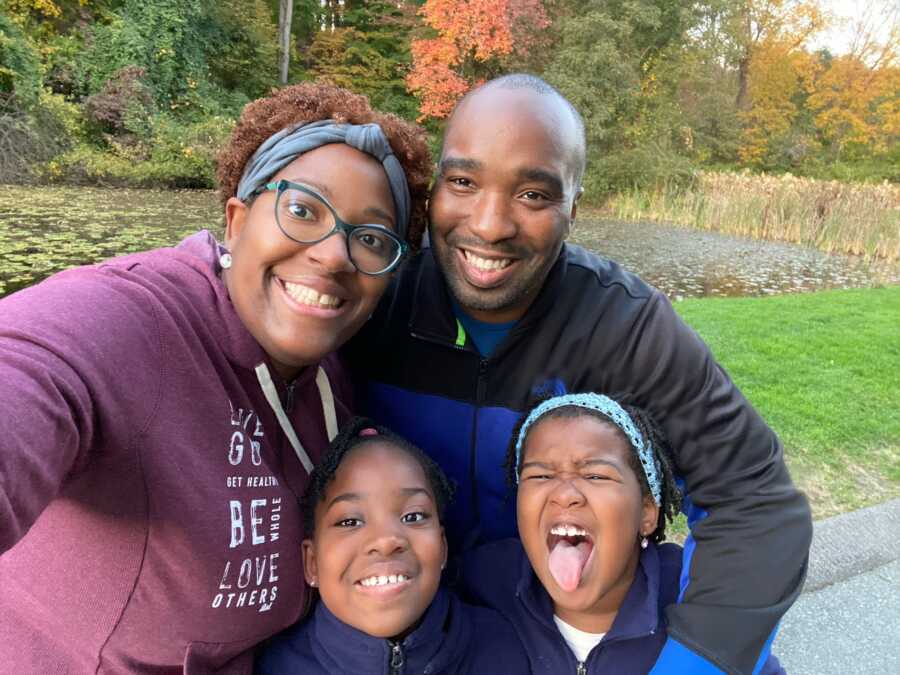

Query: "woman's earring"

xmin=309 ymin=578 xmax=317 ymax=587
xmin=640 ymin=536 xmax=649 ymax=549
xmin=219 ymin=252 xmax=233 ymax=270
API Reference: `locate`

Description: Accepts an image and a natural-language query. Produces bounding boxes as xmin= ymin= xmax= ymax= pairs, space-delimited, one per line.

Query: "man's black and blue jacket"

xmin=347 ymin=243 xmax=812 ymax=674
xmin=460 ymin=539 xmax=785 ymax=674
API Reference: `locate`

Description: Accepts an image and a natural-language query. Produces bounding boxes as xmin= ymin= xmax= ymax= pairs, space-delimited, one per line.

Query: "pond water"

xmin=1 ymin=184 xmax=897 ymax=299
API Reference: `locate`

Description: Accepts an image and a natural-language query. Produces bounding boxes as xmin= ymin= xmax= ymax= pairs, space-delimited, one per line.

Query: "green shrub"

xmin=583 ymin=141 xmax=696 ymax=201
xmin=0 ymin=12 xmax=41 ymax=102
xmin=46 ymin=112 xmax=234 ymax=188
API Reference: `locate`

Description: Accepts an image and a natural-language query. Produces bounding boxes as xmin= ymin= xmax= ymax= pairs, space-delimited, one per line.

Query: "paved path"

xmin=772 ymin=498 xmax=900 ymax=674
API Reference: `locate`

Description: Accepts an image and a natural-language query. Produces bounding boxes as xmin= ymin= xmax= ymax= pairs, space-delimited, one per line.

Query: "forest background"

xmin=0 ymin=0 xmax=898 ymax=198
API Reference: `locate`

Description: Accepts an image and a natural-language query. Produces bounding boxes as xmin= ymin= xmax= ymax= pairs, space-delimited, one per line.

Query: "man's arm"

xmin=624 ymin=291 xmax=811 ymax=674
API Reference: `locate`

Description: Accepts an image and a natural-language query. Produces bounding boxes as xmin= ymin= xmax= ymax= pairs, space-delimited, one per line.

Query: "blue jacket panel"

xmin=460 ymin=540 xmax=785 ymax=675
xmin=366 ymin=383 xmax=520 ymax=547
xmin=254 ymin=587 xmax=528 ymax=674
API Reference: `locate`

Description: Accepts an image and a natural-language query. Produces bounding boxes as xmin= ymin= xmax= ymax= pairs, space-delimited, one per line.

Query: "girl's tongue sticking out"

xmin=547 ymin=527 xmax=594 ymax=592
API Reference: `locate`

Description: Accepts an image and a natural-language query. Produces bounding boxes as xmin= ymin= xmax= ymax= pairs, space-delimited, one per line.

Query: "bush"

xmin=0 ymin=12 xmax=41 ymax=103
xmin=84 ymin=66 xmax=154 ymax=136
xmin=47 ymin=112 xmax=234 ymax=188
xmin=583 ymin=141 xmax=696 ymax=201
xmin=0 ymin=89 xmax=80 ymax=184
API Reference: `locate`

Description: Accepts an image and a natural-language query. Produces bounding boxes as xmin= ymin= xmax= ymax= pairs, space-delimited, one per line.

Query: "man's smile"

xmin=455 ymin=247 xmax=519 ymax=289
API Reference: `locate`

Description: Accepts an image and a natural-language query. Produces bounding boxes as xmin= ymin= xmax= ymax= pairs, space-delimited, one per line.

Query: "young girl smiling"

xmin=256 ymin=417 xmax=527 ymax=674
xmin=462 ymin=393 xmax=785 ymax=674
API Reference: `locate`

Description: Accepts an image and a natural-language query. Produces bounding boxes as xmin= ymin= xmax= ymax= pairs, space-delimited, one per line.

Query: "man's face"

xmin=429 ymin=88 xmax=581 ymax=323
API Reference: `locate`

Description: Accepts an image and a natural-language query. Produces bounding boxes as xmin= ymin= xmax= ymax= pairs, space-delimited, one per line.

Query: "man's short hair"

xmin=450 ymin=73 xmax=587 ymax=190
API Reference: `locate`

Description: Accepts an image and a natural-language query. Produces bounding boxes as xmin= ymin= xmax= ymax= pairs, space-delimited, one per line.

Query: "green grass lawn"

xmin=673 ymin=286 xmax=900 ymax=521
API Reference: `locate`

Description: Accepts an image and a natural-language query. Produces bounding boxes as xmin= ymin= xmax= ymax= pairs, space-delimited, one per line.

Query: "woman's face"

xmin=224 ymin=143 xmax=396 ymax=379
xmin=516 ymin=415 xmax=658 ymax=632
xmin=303 ymin=442 xmax=447 ymax=638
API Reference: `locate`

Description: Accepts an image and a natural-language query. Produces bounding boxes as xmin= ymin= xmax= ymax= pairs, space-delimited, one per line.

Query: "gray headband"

xmin=236 ymin=119 xmax=411 ymax=239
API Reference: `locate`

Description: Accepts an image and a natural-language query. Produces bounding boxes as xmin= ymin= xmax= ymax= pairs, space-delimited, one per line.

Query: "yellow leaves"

xmin=808 ymin=55 xmax=899 ymax=153
xmin=5 ymin=0 xmax=62 ymax=22
xmin=739 ymin=38 xmax=814 ymax=164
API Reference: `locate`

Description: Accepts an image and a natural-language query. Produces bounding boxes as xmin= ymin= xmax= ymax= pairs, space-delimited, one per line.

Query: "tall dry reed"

xmin=605 ymin=171 xmax=900 ymax=261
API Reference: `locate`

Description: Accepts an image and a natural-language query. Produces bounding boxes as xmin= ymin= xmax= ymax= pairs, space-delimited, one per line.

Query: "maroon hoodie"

xmin=0 ymin=231 xmax=351 ymax=673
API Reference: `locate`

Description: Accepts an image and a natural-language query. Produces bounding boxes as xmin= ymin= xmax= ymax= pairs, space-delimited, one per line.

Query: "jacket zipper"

xmin=411 ymin=328 xmax=487 ymax=546
xmin=390 ymin=642 xmax=404 ymax=673
xmin=468 ymin=358 xmax=488 ymax=540
xmin=576 ymin=662 xmax=586 ymax=675
xmin=283 ymin=381 xmax=296 ymax=411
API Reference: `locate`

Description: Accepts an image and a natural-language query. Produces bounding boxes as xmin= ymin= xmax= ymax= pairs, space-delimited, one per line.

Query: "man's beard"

xmin=430 ymin=232 xmax=555 ymax=316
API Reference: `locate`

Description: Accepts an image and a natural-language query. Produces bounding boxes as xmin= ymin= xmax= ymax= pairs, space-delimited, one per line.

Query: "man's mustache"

xmin=444 ymin=234 xmax=529 ymax=259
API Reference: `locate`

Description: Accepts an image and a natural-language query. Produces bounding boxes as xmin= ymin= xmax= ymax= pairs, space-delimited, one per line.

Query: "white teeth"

xmin=283 ymin=281 xmax=342 ymax=308
xmin=359 ymin=574 xmax=409 ymax=587
xmin=551 ymin=524 xmax=588 ymax=537
xmin=464 ymin=250 xmax=512 ymax=271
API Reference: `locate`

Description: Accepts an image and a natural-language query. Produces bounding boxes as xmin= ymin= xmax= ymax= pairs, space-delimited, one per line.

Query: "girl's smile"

xmin=303 ymin=442 xmax=447 ymax=639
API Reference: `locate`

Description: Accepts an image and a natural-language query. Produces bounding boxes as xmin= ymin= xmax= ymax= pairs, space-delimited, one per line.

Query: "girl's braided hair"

xmin=505 ymin=396 xmax=682 ymax=544
xmin=303 ymin=417 xmax=455 ymax=536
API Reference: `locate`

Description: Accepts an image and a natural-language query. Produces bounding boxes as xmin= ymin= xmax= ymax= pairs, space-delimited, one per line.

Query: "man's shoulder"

xmin=561 ymin=243 xmax=657 ymax=301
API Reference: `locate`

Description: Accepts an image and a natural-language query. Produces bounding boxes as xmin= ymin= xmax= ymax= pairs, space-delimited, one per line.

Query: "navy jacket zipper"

xmin=389 ymin=641 xmax=404 ymax=673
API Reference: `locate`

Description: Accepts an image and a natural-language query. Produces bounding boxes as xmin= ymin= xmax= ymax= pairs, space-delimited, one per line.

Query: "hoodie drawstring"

xmin=255 ymin=362 xmax=338 ymax=474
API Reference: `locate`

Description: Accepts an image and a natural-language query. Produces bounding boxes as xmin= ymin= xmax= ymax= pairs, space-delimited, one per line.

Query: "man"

xmin=348 ymin=74 xmax=811 ymax=674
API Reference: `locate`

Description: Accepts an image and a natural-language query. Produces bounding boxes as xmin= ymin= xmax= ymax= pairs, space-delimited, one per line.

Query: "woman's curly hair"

xmin=216 ymin=82 xmax=432 ymax=249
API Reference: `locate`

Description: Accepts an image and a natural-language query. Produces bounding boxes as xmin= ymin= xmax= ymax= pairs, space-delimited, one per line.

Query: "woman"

xmin=0 ymin=83 xmax=430 ymax=673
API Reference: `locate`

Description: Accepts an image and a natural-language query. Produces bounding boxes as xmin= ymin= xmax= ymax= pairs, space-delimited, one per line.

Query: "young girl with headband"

xmin=461 ymin=393 xmax=785 ymax=674
xmin=257 ymin=417 xmax=527 ymax=673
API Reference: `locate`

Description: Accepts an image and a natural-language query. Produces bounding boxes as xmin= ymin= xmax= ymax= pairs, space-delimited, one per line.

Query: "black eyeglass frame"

xmin=251 ymin=179 xmax=408 ymax=276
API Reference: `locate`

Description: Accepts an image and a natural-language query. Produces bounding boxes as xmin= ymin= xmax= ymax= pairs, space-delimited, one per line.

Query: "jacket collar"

xmin=516 ymin=541 xmax=664 ymax=644
xmin=407 ymin=245 xmax=570 ymax=349
xmin=311 ymin=588 xmax=463 ymax=674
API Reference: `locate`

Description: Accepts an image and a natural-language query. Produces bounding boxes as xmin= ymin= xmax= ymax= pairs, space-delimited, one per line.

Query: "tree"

xmin=541 ymin=0 xmax=698 ymax=192
xmin=738 ymin=38 xmax=818 ymax=167
xmin=304 ymin=1 xmax=420 ymax=119
xmin=279 ymin=0 xmax=293 ymax=85
xmin=407 ymin=0 xmax=550 ymax=120
xmin=733 ymin=0 xmax=826 ymax=110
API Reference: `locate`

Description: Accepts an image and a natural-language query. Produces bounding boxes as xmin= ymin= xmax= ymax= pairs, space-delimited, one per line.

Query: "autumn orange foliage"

xmin=407 ymin=0 xmax=550 ymax=120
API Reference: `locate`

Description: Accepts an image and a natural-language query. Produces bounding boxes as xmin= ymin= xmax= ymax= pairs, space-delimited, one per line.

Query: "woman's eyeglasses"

xmin=251 ymin=180 xmax=408 ymax=276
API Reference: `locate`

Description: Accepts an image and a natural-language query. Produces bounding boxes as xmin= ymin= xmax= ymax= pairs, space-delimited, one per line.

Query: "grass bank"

xmin=674 ymin=286 xmax=900 ymax=521
xmin=604 ymin=172 xmax=900 ymax=262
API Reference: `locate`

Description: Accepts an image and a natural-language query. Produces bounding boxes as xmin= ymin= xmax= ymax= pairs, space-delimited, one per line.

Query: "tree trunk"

xmin=736 ymin=55 xmax=751 ymax=110
xmin=279 ymin=0 xmax=294 ymax=85
xmin=735 ymin=5 xmax=752 ymax=111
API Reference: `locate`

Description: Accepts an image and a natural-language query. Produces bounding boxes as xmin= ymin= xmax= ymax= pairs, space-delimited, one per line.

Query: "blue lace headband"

xmin=514 ymin=393 xmax=662 ymax=505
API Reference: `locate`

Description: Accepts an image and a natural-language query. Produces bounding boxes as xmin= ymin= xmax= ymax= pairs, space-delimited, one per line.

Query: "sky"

xmin=812 ymin=0 xmax=899 ymax=55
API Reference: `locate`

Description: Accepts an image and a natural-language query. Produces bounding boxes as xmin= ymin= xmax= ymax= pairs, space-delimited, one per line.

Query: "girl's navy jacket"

xmin=254 ymin=587 xmax=528 ymax=674
xmin=460 ymin=540 xmax=786 ymax=675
